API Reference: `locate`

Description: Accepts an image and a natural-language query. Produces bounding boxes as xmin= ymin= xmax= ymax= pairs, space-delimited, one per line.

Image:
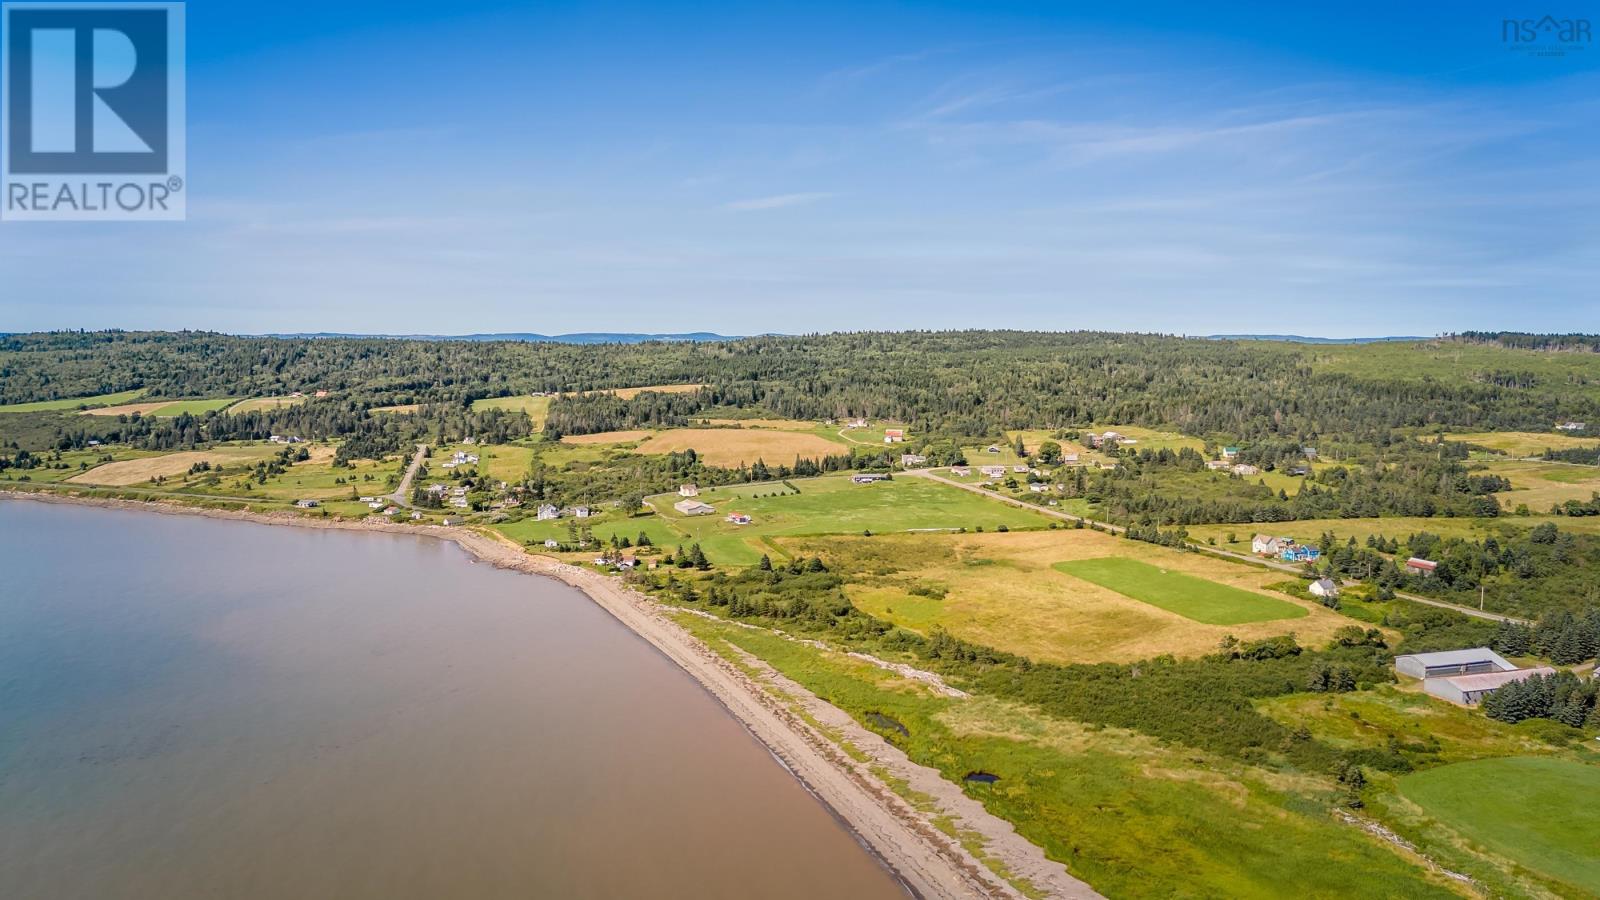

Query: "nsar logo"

xmin=2 ymin=2 xmax=185 ymax=221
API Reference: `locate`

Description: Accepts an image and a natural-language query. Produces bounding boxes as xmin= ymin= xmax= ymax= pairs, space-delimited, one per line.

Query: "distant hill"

xmin=265 ymin=332 xmax=740 ymax=344
xmin=1205 ymin=334 xmax=1429 ymax=344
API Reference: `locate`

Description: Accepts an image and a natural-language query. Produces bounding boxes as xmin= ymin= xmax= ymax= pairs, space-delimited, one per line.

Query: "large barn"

xmin=1393 ymin=647 xmax=1515 ymax=680
xmin=1423 ymin=667 xmax=1557 ymax=705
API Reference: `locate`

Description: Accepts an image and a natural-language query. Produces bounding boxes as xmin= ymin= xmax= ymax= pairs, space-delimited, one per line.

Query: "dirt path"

xmin=387 ymin=443 xmax=428 ymax=508
xmin=2 ymin=489 xmax=1079 ymax=900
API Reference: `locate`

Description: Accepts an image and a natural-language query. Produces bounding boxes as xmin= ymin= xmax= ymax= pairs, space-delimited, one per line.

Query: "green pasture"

xmin=0 ymin=389 xmax=146 ymax=413
xmin=1054 ymin=557 xmax=1307 ymax=625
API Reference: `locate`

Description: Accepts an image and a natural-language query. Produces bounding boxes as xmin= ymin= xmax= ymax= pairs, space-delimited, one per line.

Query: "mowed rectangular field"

xmin=68 ymin=445 xmax=285 ymax=485
xmin=610 ymin=428 xmax=846 ymax=467
xmin=0 ymin=389 xmax=146 ymax=413
xmin=1398 ymin=757 xmax=1600 ymax=894
xmin=1055 ymin=557 xmax=1307 ymax=625
xmin=781 ymin=530 xmax=1349 ymax=663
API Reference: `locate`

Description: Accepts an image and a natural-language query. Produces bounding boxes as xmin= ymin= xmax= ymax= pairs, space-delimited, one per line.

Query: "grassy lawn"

xmin=0 ymin=389 xmax=146 ymax=413
xmin=673 ymin=611 xmax=1462 ymax=900
xmin=1055 ymin=557 xmax=1307 ymax=625
xmin=1398 ymin=757 xmax=1600 ymax=894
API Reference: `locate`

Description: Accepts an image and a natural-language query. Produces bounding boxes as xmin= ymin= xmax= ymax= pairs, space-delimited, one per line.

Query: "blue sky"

xmin=4 ymin=0 xmax=1597 ymax=336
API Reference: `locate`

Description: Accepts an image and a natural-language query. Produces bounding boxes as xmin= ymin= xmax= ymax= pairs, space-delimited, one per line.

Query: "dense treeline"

xmin=5 ymin=331 xmax=1598 ymax=448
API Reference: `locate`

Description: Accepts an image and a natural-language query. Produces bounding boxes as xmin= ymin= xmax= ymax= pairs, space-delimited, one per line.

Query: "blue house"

xmin=1280 ymin=545 xmax=1321 ymax=563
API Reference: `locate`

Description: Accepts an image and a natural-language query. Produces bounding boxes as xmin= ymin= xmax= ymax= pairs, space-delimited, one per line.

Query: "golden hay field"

xmin=370 ymin=403 xmax=424 ymax=414
xmin=782 ymin=529 xmax=1360 ymax=664
xmin=1488 ymin=459 xmax=1600 ymax=510
xmin=635 ymin=428 xmax=844 ymax=467
xmin=68 ymin=445 xmax=291 ymax=486
xmin=1452 ymin=431 xmax=1599 ymax=457
xmin=79 ymin=402 xmax=171 ymax=417
xmin=226 ymin=396 xmax=305 ymax=414
xmin=596 ymin=383 xmax=706 ymax=400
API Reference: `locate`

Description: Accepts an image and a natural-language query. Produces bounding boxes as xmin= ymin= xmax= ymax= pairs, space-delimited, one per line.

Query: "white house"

xmin=1252 ymin=534 xmax=1288 ymax=555
xmin=537 ymin=504 xmax=561 ymax=520
xmin=294 ymin=499 xmax=319 ymax=509
xmin=1231 ymin=463 xmax=1261 ymax=476
xmin=1556 ymin=421 xmax=1586 ymax=432
xmin=1309 ymin=578 xmax=1339 ymax=599
xmin=726 ymin=512 xmax=752 ymax=525
xmin=544 ymin=539 xmax=560 ymax=549
xmin=678 ymin=483 xmax=699 ymax=497
xmin=900 ymin=454 xmax=927 ymax=467
xmin=979 ymin=465 xmax=1006 ymax=478
xmin=1012 ymin=465 xmax=1029 ymax=474
xmin=951 ymin=465 xmax=972 ymax=476
xmin=1028 ymin=482 xmax=1049 ymax=493
xmin=573 ymin=506 xmax=591 ymax=518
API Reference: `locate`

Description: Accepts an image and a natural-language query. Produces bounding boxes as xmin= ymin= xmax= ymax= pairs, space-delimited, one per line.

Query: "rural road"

xmin=908 ymin=468 xmax=1532 ymax=626
xmin=387 ymin=444 xmax=428 ymax=508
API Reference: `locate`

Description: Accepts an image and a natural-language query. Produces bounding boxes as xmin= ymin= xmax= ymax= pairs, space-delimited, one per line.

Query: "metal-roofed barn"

xmin=1424 ymin=667 xmax=1557 ymax=706
xmin=1393 ymin=647 xmax=1514 ymax=680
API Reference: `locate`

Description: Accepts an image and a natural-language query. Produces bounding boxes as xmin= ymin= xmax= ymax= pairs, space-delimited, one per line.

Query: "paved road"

xmin=907 ymin=468 xmax=1532 ymax=625
xmin=387 ymin=443 xmax=429 ymax=508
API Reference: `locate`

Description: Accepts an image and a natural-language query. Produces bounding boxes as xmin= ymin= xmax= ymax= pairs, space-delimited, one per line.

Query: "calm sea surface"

xmin=0 ymin=500 xmax=906 ymax=899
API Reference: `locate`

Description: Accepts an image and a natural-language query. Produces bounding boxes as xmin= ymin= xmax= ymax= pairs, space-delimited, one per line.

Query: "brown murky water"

xmin=0 ymin=501 xmax=908 ymax=899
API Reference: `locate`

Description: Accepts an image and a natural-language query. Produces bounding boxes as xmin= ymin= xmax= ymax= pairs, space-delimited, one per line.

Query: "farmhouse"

xmin=1309 ymin=578 xmax=1339 ymax=599
xmin=1425 ymin=667 xmax=1558 ymax=706
xmin=1394 ymin=648 xmax=1515 ymax=680
xmin=883 ymin=429 xmax=905 ymax=443
xmin=726 ymin=512 xmax=752 ymax=525
xmin=1231 ymin=463 xmax=1261 ymax=476
xmin=1405 ymin=557 xmax=1438 ymax=576
xmin=674 ymin=499 xmax=715 ymax=515
xmin=951 ymin=465 xmax=972 ymax=476
xmin=901 ymin=453 xmax=928 ymax=466
xmin=852 ymin=473 xmax=890 ymax=484
xmin=537 ymin=503 xmax=561 ymax=520
xmin=979 ymin=465 xmax=1006 ymax=478
xmin=678 ymin=483 xmax=699 ymax=497
xmin=1252 ymin=534 xmax=1287 ymax=555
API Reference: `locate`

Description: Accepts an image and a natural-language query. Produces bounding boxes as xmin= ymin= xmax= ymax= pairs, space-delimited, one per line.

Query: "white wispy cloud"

xmin=722 ymin=192 xmax=837 ymax=211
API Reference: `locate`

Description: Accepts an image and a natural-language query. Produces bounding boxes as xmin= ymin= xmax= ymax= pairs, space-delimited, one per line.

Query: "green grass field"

xmin=147 ymin=398 xmax=239 ymax=416
xmin=1398 ymin=757 xmax=1600 ymax=893
xmin=469 ymin=395 xmax=551 ymax=429
xmin=1054 ymin=557 xmax=1307 ymax=625
xmin=674 ymin=611 xmax=1460 ymax=900
xmin=0 ymin=389 xmax=146 ymax=413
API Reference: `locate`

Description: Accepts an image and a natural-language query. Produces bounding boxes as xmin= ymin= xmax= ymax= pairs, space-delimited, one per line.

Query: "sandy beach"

xmin=1 ymin=489 xmax=1098 ymax=900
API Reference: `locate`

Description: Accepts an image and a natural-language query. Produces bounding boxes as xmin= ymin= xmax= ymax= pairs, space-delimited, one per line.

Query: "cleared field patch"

xmin=147 ymin=398 xmax=238 ymax=417
xmin=79 ymin=401 xmax=170 ymax=417
xmin=635 ymin=428 xmax=844 ymax=467
xmin=68 ymin=445 xmax=281 ymax=486
xmin=1398 ymin=757 xmax=1600 ymax=894
xmin=1447 ymin=430 xmax=1600 ymax=457
xmin=1481 ymin=459 xmax=1600 ymax=511
xmin=594 ymin=383 xmax=705 ymax=400
xmin=704 ymin=417 xmax=822 ymax=430
xmin=0 ymin=389 xmax=146 ymax=413
xmin=780 ymin=529 xmax=1348 ymax=663
xmin=470 ymin=394 xmax=551 ymax=427
xmin=1056 ymin=557 xmax=1307 ymax=625
xmin=226 ymin=396 xmax=305 ymax=414
xmin=1087 ymin=424 xmax=1205 ymax=454
xmin=371 ymin=403 xmax=424 ymax=414
xmin=1189 ymin=516 xmax=1512 ymax=553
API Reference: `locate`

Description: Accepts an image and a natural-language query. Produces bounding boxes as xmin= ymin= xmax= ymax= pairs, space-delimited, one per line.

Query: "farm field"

xmin=1055 ymin=557 xmax=1308 ymax=625
xmin=0 ymin=448 xmax=163 ymax=483
xmin=494 ymin=512 xmax=683 ymax=552
xmin=1189 ymin=516 xmax=1526 ymax=552
xmin=562 ymin=429 xmax=652 ymax=445
xmin=637 ymin=428 xmax=846 ymax=467
xmin=67 ymin=444 xmax=285 ymax=486
xmin=1398 ymin=757 xmax=1600 ymax=894
xmin=1482 ymin=459 xmax=1600 ymax=511
xmin=469 ymin=394 xmax=551 ymax=427
xmin=0 ymin=389 xmax=147 ymax=413
xmin=594 ymin=383 xmax=705 ymax=400
xmin=429 ymin=442 xmax=534 ymax=483
xmin=371 ymin=403 xmax=424 ymax=414
xmin=79 ymin=401 xmax=171 ymax=417
xmin=1446 ymin=430 xmax=1600 ymax=457
xmin=147 ymin=398 xmax=239 ymax=417
xmin=779 ymin=529 xmax=1351 ymax=663
xmin=226 ymin=396 xmax=306 ymax=414
xmin=1087 ymin=424 xmax=1206 ymax=454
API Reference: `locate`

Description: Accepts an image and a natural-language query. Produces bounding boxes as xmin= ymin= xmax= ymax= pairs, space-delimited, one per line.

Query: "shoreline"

xmin=2 ymin=489 xmax=1094 ymax=900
